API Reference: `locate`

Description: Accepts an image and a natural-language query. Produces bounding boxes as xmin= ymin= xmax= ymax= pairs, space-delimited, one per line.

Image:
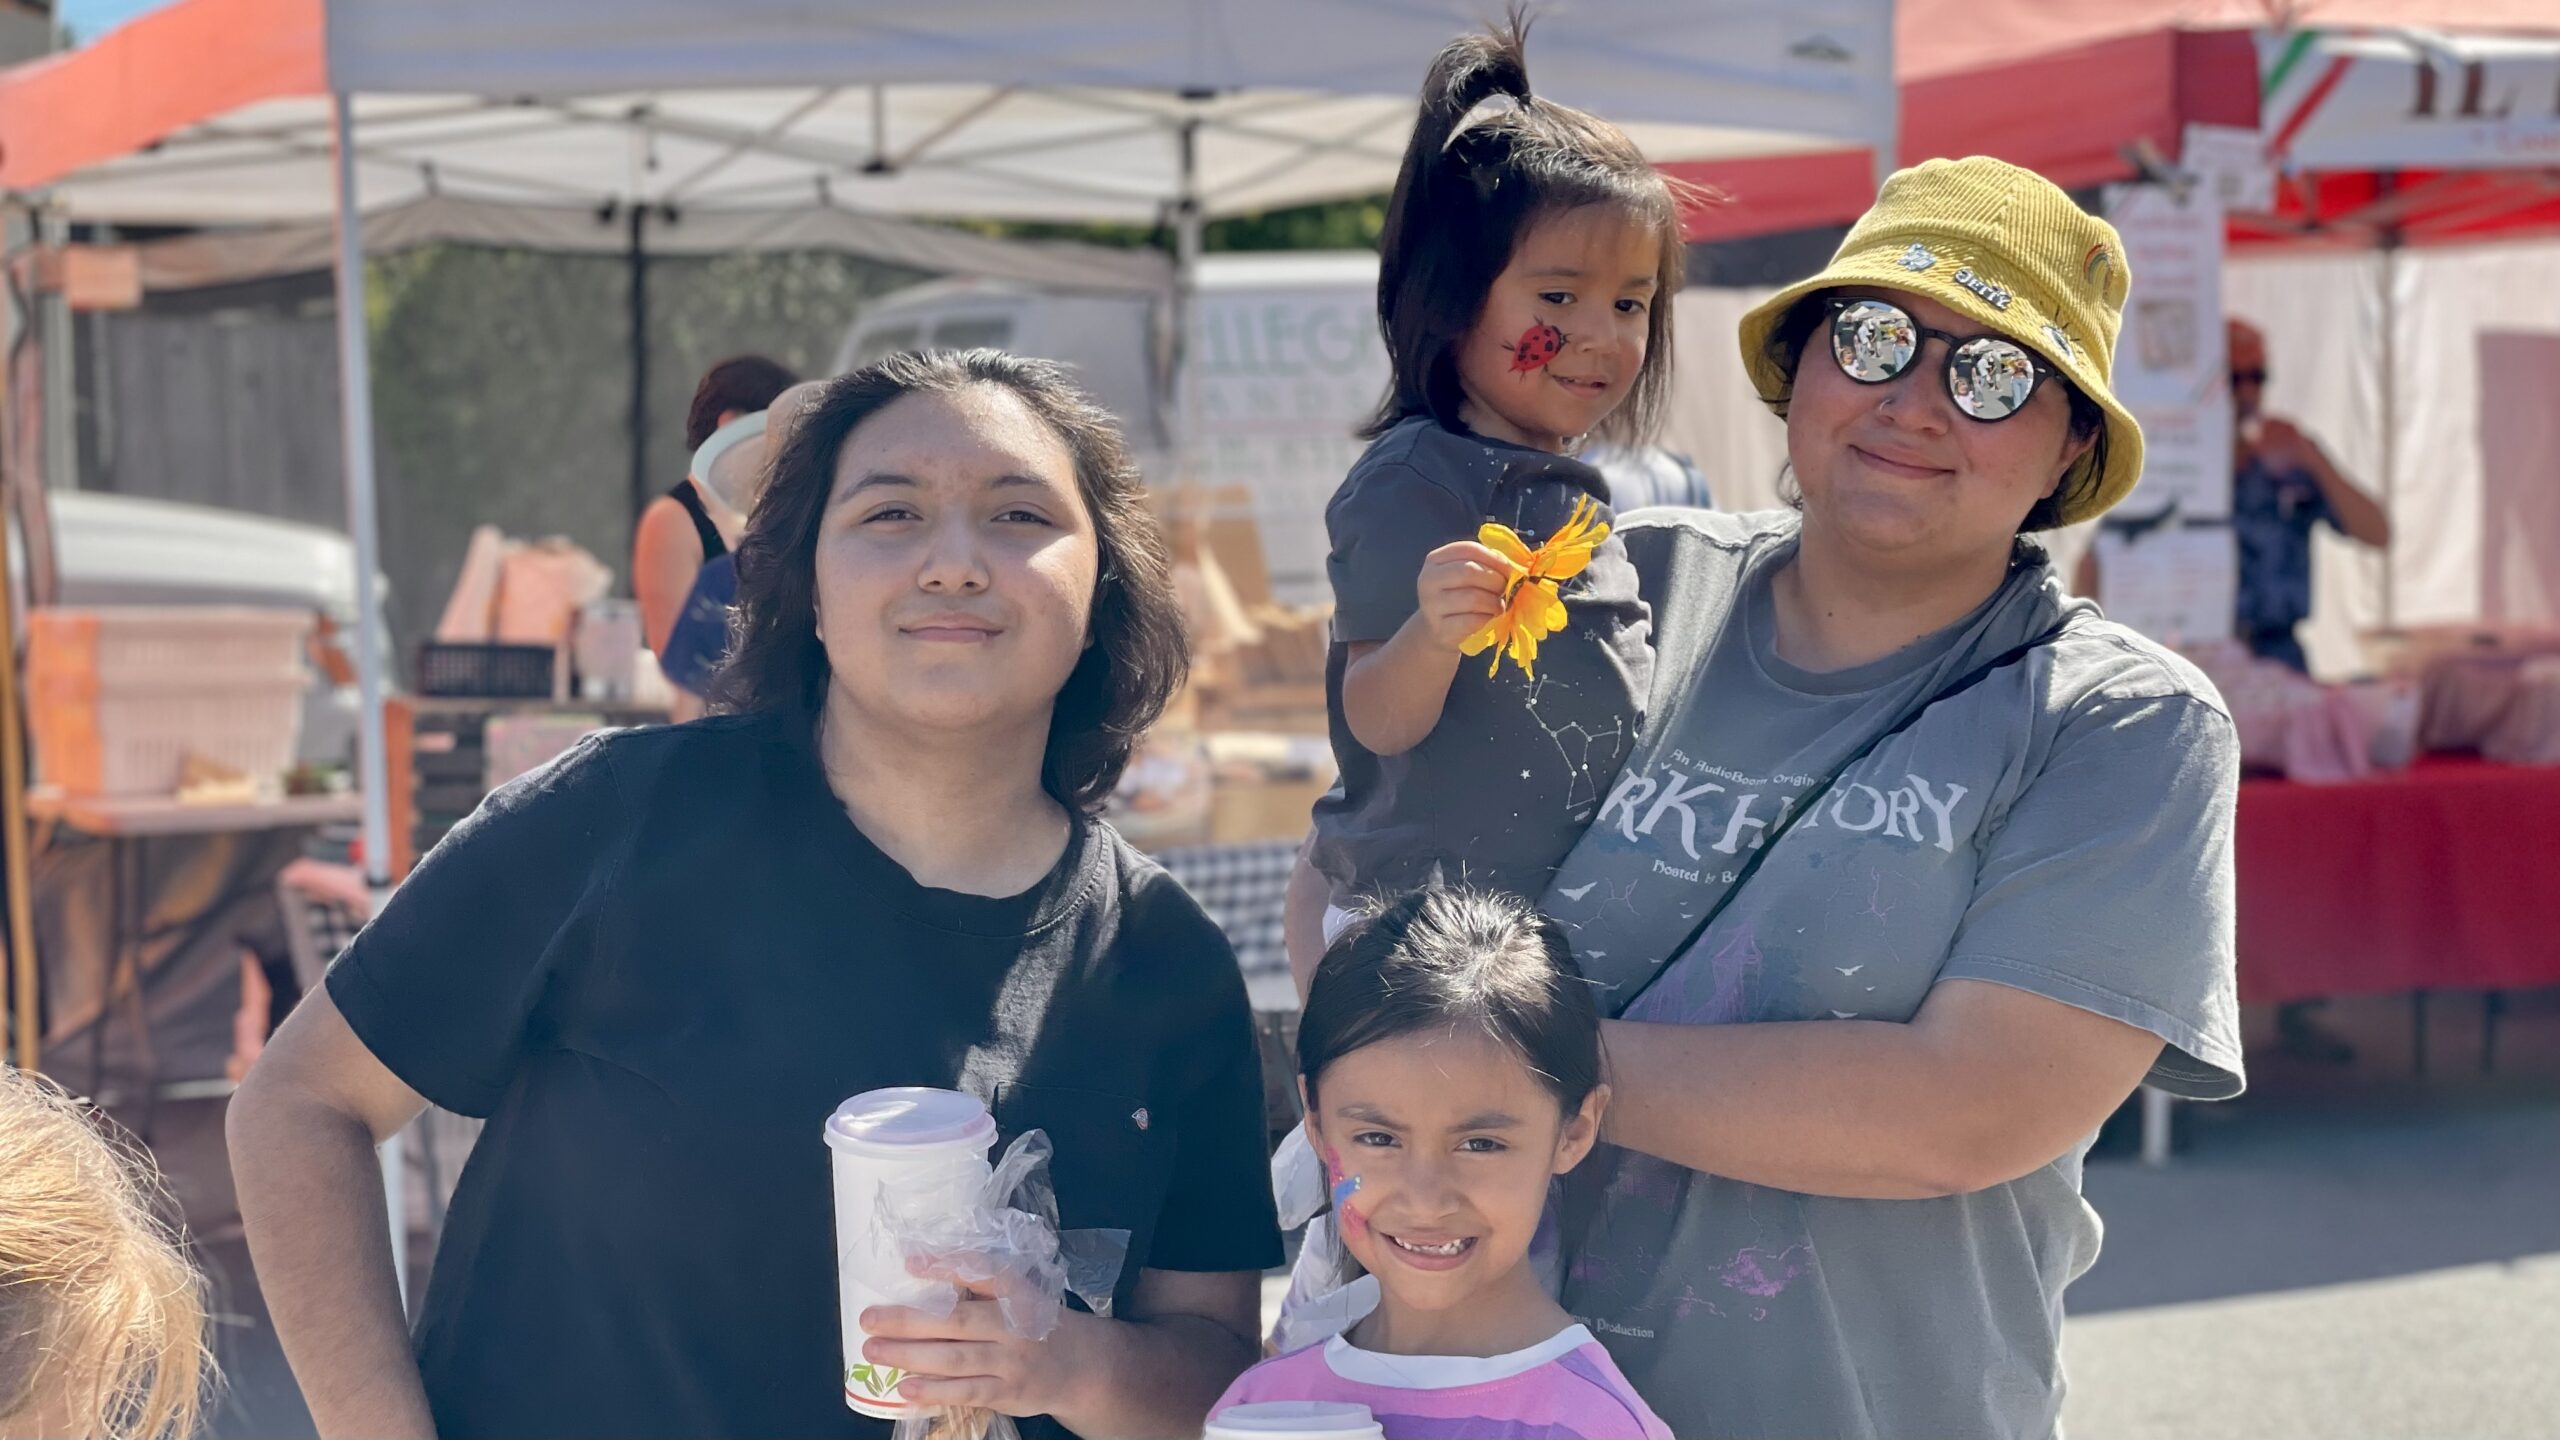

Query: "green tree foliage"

xmin=948 ymin=195 xmax=1387 ymax=254
xmin=364 ymin=246 xmax=924 ymax=661
xmin=351 ymin=200 xmax=1373 ymax=663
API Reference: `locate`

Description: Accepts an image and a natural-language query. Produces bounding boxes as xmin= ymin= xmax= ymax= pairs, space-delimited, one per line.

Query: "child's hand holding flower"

xmin=1460 ymin=495 xmax=1610 ymax=679
xmin=1414 ymin=541 xmax=1518 ymax=654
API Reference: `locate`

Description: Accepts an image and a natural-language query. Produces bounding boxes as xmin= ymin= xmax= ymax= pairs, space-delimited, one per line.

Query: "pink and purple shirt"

xmin=1212 ymin=1323 xmax=1673 ymax=1439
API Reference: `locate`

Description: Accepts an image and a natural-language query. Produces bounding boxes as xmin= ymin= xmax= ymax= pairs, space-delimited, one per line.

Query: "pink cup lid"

xmin=823 ymin=1087 xmax=996 ymax=1157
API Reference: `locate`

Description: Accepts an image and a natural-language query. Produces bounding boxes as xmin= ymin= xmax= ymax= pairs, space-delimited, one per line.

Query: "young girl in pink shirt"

xmin=1213 ymin=885 xmax=1671 ymax=1440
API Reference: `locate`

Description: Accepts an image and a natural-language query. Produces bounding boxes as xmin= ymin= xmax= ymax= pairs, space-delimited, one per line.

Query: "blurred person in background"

xmin=2079 ymin=318 xmax=2388 ymax=1064
xmin=2077 ymin=318 xmax=2390 ymax=673
xmin=0 ymin=1067 xmax=211 ymax=1440
xmin=1587 ymin=443 xmax=1713 ymax=511
xmin=2227 ymin=317 xmax=2391 ymax=1064
xmin=664 ymin=380 xmax=830 ymax=719
xmin=2223 ymin=316 xmax=2391 ymax=674
xmin=635 ymin=355 xmax=799 ymax=662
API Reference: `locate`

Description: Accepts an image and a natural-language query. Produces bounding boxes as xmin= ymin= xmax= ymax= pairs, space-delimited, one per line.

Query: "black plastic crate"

xmin=416 ymin=643 xmax=555 ymax=698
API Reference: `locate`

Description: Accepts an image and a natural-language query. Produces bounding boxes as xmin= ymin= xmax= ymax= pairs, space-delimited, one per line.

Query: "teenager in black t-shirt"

xmin=228 ymin=351 xmax=1283 ymax=1440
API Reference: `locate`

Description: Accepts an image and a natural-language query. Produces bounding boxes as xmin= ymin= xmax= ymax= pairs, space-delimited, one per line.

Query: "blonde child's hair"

xmin=0 ymin=1068 xmax=211 ymax=1440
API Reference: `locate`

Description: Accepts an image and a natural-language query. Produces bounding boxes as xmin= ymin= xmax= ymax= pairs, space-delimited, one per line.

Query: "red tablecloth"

xmin=2237 ymin=756 xmax=2560 ymax=1004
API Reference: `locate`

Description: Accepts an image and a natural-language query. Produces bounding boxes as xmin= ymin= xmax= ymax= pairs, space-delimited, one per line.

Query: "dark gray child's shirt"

xmin=1311 ymin=416 xmax=1654 ymax=906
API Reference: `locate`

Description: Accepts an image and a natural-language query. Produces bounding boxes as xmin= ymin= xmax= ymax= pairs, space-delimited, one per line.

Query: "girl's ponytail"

xmin=1414 ymin=21 xmax=1533 ymax=166
xmin=1371 ymin=15 xmax=1537 ymax=437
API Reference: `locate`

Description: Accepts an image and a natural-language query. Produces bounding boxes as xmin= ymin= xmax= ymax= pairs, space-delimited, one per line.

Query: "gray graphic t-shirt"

xmin=1542 ymin=510 xmax=2243 ymax=1440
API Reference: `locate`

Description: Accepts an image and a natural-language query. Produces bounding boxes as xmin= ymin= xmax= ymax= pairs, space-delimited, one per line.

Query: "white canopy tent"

xmin=23 ymin=1 xmax=1895 ymax=226
xmin=3 ymin=0 xmax=1898 ymax=910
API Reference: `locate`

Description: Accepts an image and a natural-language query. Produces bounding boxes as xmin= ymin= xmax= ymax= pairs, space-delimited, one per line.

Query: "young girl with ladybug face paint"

xmin=1305 ymin=17 xmax=1687 ymax=952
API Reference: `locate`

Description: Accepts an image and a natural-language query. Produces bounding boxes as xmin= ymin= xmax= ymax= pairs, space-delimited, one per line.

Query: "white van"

xmin=836 ymin=252 xmax=1389 ymax=607
xmin=833 ymin=252 xmax=1713 ymax=606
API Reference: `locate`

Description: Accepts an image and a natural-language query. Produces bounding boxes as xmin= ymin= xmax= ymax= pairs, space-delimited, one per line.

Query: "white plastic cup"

xmin=1204 ymin=1401 xmax=1387 ymax=1440
xmin=825 ymin=1087 xmax=998 ymax=1420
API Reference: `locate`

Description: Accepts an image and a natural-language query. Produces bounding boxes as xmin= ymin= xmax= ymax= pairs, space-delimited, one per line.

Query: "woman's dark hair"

xmin=711 ymin=349 xmax=1187 ymax=814
xmin=1363 ymin=11 xmax=1693 ymax=450
xmin=1758 ymin=292 xmax=2109 ymax=532
xmin=685 ymin=355 xmax=800 ymax=449
xmin=1299 ymin=884 xmax=1603 ymax=1116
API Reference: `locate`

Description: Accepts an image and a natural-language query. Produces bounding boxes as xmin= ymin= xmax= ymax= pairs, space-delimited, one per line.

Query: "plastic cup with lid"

xmin=1204 ymin=1400 xmax=1388 ymax=1440
xmin=825 ymin=1086 xmax=998 ymax=1419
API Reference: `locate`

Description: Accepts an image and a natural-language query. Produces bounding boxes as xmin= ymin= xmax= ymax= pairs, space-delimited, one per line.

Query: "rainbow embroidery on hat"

xmin=2082 ymin=243 xmax=2118 ymax=299
xmin=1951 ymin=267 xmax=2012 ymax=311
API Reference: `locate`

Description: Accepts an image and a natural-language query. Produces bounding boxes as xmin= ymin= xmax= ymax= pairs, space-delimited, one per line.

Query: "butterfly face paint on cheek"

xmin=1503 ymin=322 xmax=1567 ymax=374
xmin=1320 ymin=1141 xmax=1369 ymax=1241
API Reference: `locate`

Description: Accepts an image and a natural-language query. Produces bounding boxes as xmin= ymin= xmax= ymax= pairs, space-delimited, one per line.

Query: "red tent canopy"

xmin=2235 ymin=27 xmax=2560 ymax=248
xmin=1678 ymin=27 xmax=2256 ymax=241
xmin=2233 ymin=168 xmax=2560 ymax=250
xmin=1675 ymin=0 xmax=2560 ymax=247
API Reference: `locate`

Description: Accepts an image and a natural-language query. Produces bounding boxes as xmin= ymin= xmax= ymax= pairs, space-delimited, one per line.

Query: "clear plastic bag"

xmin=872 ymin=1129 xmax=1129 ymax=1440
xmin=1267 ymin=1126 xmax=1376 ymax=1354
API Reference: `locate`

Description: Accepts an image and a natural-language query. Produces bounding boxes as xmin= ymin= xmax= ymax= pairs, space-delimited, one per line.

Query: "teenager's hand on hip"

xmin=1414 ymin=540 xmax=1515 ymax=652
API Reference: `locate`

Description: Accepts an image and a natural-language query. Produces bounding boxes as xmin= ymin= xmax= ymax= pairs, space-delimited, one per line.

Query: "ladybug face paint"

xmin=1503 ymin=322 xmax=1567 ymax=374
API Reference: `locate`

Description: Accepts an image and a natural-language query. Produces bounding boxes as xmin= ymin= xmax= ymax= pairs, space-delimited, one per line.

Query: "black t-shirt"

xmin=1310 ymin=417 xmax=1654 ymax=903
xmin=329 ymin=711 xmax=1282 ymax=1440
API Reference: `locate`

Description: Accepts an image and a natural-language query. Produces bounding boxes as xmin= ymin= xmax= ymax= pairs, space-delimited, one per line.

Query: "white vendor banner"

xmin=2261 ymin=29 xmax=2560 ymax=173
xmin=2101 ymin=180 xmax=2233 ymax=526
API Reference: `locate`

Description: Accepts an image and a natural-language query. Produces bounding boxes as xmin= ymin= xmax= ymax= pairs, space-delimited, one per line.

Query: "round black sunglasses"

xmin=1825 ymin=297 xmax=2059 ymax=423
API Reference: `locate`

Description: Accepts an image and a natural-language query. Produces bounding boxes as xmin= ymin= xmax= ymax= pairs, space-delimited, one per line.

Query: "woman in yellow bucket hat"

xmin=1286 ymin=156 xmax=2243 ymax=1437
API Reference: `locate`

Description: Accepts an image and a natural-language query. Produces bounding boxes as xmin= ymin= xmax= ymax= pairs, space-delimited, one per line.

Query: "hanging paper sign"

xmin=2101 ymin=181 xmax=2234 ymax=525
xmin=2094 ymin=525 xmax=2238 ymax=650
xmin=2181 ymin=123 xmax=2275 ymax=214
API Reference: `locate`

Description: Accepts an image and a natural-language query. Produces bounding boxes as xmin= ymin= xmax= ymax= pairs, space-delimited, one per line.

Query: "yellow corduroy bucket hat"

xmin=1736 ymin=156 xmax=2144 ymax=526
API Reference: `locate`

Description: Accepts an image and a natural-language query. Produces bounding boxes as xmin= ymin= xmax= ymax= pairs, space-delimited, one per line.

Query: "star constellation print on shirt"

xmin=1523 ymin=674 xmax=1629 ymax=815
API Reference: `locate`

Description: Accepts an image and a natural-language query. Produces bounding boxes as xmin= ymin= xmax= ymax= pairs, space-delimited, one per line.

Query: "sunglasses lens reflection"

xmin=1832 ymin=299 xmax=1919 ymax=383
xmin=1950 ymin=338 xmax=2039 ymax=420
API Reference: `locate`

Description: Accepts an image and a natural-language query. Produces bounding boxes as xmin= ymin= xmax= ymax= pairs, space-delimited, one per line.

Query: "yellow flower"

xmin=1459 ymin=494 xmax=1610 ymax=679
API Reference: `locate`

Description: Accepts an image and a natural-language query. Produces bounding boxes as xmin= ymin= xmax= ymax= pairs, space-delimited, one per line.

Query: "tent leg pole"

xmin=331 ymin=92 xmax=407 ymax=1310
xmin=2377 ymin=238 xmax=2398 ymax=631
xmin=627 ymin=205 xmax=650 ymax=533
xmin=1173 ymin=120 xmax=1203 ymax=493
xmin=38 ymin=210 xmax=75 ymax=497
xmin=0 ymin=387 xmax=35 ymax=1075
xmin=1 ymin=203 xmax=39 ymax=1073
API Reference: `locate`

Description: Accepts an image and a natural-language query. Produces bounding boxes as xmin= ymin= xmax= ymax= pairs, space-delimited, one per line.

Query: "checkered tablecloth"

xmin=305 ymin=840 xmax=1302 ymax=988
xmin=1154 ymin=839 xmax=1300 ymax=977
xmin=306 ymin=902 xmax=364 ymax=963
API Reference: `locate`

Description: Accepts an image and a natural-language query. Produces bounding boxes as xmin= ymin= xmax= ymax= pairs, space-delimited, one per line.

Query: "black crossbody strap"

xmin=1598 ymin=620 xmax=2070 ymax=1021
